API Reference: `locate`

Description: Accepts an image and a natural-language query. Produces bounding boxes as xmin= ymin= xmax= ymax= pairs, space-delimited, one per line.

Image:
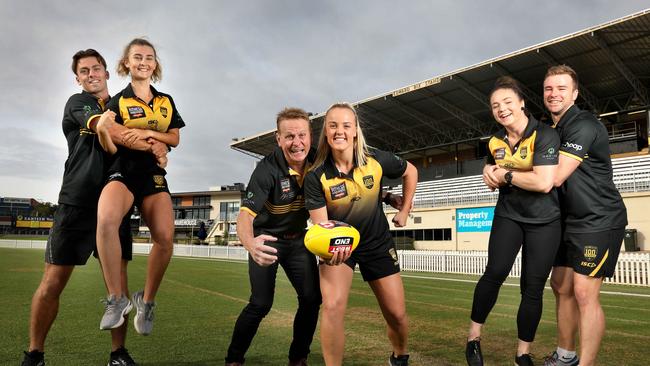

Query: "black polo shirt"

xmin=106 ymin=83 xmax=185 ymax=175
xmin=304 ymin=148 xmax=407 ymax=253
xmin=241 ymin=147 xmax=313 ymax=236
xmin=553 ymin=105 xmax=627 ymax=232
xmin=487 ymin=116 xmax=561 ymax=224
xmin=57 ymin=91 xmax=109 ymax=208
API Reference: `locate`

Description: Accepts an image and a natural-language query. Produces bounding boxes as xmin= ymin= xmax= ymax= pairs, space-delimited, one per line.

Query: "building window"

xmin=193 ymin=196 xmax=210 ymax=206
xmin=390 ymin=228 xmax=452 ymax=241
xmin=220 ymin=201 xmax=240 ymax=222
xmin=171 ymin=197 xmax=182 ymax=207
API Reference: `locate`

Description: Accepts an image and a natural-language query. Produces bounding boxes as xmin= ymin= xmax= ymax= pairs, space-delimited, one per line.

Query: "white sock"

xmin=557 ymin=347 xmax=577 ymax=360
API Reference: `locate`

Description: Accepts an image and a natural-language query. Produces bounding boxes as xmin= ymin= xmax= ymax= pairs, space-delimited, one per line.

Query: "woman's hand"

xmin=321 ymin=247 xmax=352 ymax=266
xmin=121 ymin=128 xmax=152 ymax=146
xmin=392 ymin=210 xmax=409 ymax=227
xmin=483 ymin=164 xmax=501 ymax=191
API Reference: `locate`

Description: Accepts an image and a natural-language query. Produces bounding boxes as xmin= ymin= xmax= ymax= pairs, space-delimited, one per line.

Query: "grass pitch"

xmin=1 ymin=248 xmax=648 ymax=365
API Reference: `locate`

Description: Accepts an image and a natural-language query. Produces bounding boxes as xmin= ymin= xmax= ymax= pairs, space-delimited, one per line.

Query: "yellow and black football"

xmin=304 ymin=220 xmax=360 ymax=259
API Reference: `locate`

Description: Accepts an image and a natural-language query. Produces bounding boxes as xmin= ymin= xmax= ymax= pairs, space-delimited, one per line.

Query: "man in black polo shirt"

xmin=225 ymin=108 xmax=321 ymax=366
xmin=542 ymin=65 xmax=627 ymax=366
xmin=21 ymin=49 xmax=167 ymax=366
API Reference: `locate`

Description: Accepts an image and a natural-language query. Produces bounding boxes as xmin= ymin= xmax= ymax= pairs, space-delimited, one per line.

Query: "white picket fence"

xmin=2 ymin=240 xmax=648 ymax=286
xmin=399 ymin=250 xmax=650 ymax=286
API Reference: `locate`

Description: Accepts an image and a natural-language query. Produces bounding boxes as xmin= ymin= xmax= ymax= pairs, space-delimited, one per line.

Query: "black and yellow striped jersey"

xmin=241 ymin=147 xmax=314 ymax=236
xmin=304 ymin=148 xmax=407 ymax=253
xmin=554 ymin=105 xmax=627 ymax=232
xmin=58 ymin=91 xmax=110 ymax=208
xmin=106 ymin=83 xmax=185 ymax=175
xmin=487 ymin=116 xmax=561 ymax=224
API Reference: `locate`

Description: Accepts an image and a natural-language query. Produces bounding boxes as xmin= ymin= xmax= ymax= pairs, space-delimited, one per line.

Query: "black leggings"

xmin=470 ymin=216 xmax=560 ymax=342
xmin=226 ymin=237 xmax=321 ymax=363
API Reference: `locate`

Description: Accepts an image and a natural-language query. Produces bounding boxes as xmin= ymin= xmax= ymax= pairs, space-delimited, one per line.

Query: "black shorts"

xmin=45 ymin=204 xmax=133 ymax=265
xmin=106 ymin=169 xmax=170 ymax=207
xmin=553 ymin=227 xmax=625 ymax=278
xmin=342 ymin=240 xmax=401 ymax=282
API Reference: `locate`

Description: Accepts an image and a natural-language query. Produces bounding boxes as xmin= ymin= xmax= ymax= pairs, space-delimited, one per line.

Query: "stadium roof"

xmin=231 ymin=8 xmax=650 ymax=160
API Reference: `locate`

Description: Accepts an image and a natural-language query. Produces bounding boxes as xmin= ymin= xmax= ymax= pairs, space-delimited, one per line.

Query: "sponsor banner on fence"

xmin=456 ymin=207 xmax=494 ymax=233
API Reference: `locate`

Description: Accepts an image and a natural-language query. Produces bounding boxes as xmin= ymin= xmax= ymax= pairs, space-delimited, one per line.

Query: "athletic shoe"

xmin=107 ymin=347 xmax=137 ymax=366
xmin=465 ymin=338 xmax=483 ymax=366
xmin=288 ymin=358 xmax=307 ymax=366
xmin=542 ymin=351 xmax=579 ymax=366
xmin=388 ymin=353 xmax=409 ymax=366
xmin=21 ymin=350 xmax=45 ymax=366
xmin=132 ymin=290 xmax=156 ymax=335
xmin=225 ymin=362 xmax=243 ymax=366
xmin=515 ymin=354 xmax=534 ymax=366
xmin=100 ymin=295 xmax=132 ymax=330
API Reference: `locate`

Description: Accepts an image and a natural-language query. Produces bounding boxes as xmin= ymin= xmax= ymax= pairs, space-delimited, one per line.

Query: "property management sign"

xmin=456 ymin=207 xmax=494 ymax=233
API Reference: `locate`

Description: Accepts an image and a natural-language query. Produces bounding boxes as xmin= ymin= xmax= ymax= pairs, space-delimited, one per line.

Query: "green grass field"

xmin=1 ymin=248 xmax=648 ymax=365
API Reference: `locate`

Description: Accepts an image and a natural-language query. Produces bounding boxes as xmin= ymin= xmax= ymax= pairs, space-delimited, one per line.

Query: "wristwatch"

xmin=504 ymin=171 xmax=513 ymax=186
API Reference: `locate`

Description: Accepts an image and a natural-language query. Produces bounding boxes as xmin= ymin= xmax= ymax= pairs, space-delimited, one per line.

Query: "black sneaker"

xmin=108 ymin=347 xmax=137 ymax=366
xmin=465 ymin=338 xmax=483 ymax=366
xmin=21 ymin=350 xmax=45 ymax=366
xmin=388 ymin=353 xmax=409 ymax=366
xmin=515 ymin=354 xmax=534 ymax=366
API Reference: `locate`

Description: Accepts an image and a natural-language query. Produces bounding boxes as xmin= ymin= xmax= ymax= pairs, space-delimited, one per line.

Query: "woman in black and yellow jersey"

xmin=96 ymin=38 xmax=185 ymax=335
xmin=464 ymin=77 xmax=560 ymax=366
xmin=304 ymin=103 xmax=418 ymax=366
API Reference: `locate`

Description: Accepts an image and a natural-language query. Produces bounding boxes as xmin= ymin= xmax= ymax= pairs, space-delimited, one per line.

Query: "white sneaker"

xmin=100 ymin=295 xmax=132 ymax=330
xmin=132 ymin=290 xmax=155 ymax=335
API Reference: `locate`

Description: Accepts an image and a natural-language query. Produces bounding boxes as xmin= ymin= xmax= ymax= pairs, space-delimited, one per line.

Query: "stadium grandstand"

xmin=230 ymin=9 xmax=650 ymax=252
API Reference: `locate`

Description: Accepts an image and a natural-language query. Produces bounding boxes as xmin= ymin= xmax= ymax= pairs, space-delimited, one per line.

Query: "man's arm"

xmin=92 ymin=111 xmax=118 ymax=155
xmin=88 ymin=114 xmax=156 ymax=153
xmin=554 ymin=154 xmax=581 ymax=187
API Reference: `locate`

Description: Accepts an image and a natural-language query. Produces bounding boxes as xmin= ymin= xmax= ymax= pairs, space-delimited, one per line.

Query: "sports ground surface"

xmin=2 ymin=247 xmax=648 ymax=365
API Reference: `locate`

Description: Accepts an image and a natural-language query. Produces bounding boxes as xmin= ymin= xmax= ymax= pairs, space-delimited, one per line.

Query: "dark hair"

xmin=71 ymin=49 xmax=107 ymax=75
xmin=276 ymin=107 xmax=310 ymax=130
xmin=489 ymin=76 xmax=529 ymax=116
xmin=545 ymin=64 xmax=578 ymax=89
xmin=117 ymin=38 xmax=162 ymax=82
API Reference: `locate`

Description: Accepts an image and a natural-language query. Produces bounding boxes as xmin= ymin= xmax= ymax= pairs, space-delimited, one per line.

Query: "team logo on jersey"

xmin=160 ymin=106 xmax=168 ymax=118
xmin=494 ymin=148 xmax=506 ymax=160
xmin=153 ymin=175 xmax=166 ymax=188
xmin=519 ymin=147 xmax=528 ymax=159
xmin=583 ymin=245 xmax=598 ymax=260
xmin=280 ymin=177 xmax=291 ymax=193
xmin=127 ymin=106 xmax=146 ymax=119
xmin=329 ymin=182 xmax=348 ymax=200
xmin=83 ymin=105 xmax=94 ymax=118
xmin=563 ymin=141 xmax=583 ymax=151
xmin=363 ymin=175 xmax=374 ymax=189
xmin=542 ymin=147 xmax=557 ymax=160
xmin=148 ymin=119 xmax=159 ymax=131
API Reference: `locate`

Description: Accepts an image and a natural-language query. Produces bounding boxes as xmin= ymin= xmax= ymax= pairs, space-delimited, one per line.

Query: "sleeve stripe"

xmin=559 ymin=150 xmax=583 ymax=162
xmin=240 ymin=206 xmax=257 ymax=218
xmin=87 ymin=114 xmax=102 ymax=129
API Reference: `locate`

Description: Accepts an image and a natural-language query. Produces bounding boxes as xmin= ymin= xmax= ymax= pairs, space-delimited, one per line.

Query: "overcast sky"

xmin=1 ymin=1 xmax=647 ymax=203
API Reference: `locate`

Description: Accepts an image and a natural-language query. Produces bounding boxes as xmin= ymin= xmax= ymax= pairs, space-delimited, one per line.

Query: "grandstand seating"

xmin=386 ymin=154 xmax=650 ymax=209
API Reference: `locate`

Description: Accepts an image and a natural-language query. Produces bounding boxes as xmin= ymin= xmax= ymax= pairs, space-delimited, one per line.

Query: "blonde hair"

xmin=117 ymin=38 xmax=162 ymax=83
xmin=312 ymin=102 xmax=370 ymax=169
